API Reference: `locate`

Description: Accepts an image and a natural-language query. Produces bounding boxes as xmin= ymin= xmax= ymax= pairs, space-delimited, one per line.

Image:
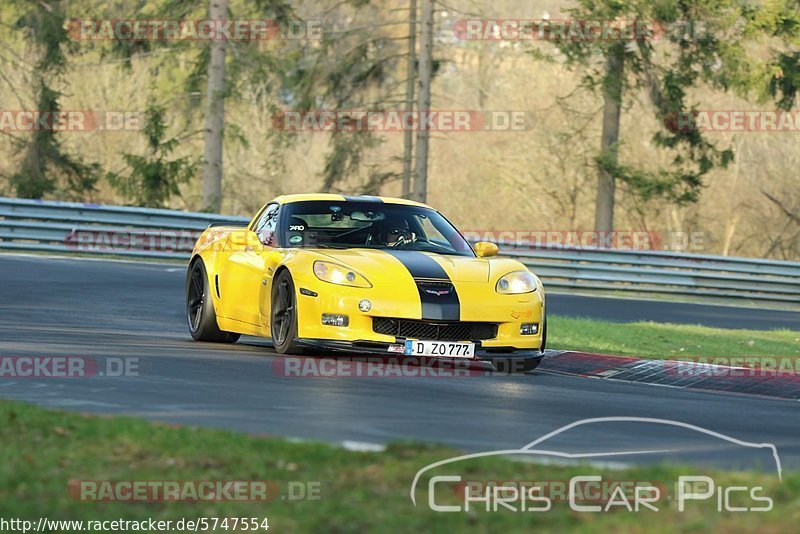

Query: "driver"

xmin=381 ymin=216 xmax=414 ymax=246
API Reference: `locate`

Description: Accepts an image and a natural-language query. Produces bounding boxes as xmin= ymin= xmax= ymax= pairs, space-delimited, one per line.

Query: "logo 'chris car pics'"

xmin=411 ymin=418 xmax=782 ymax=514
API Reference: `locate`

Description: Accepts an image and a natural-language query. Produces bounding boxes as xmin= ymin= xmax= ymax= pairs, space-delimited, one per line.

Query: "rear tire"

xmin=186 ymin=259 xmax=240 ymax=343
xmin=271 ymin=270 xmax=302 ymax=354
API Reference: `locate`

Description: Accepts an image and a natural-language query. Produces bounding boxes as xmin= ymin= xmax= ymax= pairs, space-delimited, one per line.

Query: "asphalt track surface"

xmin=0 ymin=253 xmax=798 ymax=472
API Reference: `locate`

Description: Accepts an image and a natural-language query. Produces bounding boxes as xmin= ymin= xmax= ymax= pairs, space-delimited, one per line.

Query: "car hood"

xmin=312 ymin=248 xmax=508 ymax=283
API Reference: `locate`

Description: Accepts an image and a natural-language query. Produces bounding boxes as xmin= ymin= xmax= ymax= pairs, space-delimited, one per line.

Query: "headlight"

xmin=496 ymin=270 xmax=536 ymax=294
xmin=313 ymin=261 xmax=372 ymax=288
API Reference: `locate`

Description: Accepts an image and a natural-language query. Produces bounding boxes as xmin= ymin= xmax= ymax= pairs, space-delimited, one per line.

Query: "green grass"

xmin=549 ymin=315 xmax=800 ymax=361
xmin=1 ymin=400 xmax=798 ymax=532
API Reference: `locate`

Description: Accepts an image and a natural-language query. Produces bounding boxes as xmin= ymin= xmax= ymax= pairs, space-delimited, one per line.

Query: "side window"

xmin=253 ymin=204 xmax=280 ymax=246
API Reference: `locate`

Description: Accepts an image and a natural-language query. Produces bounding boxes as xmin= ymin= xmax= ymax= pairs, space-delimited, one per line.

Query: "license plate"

xmin=404 ymin=340 xmax=475 ymax=358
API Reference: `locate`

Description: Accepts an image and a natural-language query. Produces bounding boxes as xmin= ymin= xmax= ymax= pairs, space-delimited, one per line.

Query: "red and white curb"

xmin=538 ymin=351 xmax=800 ymax=400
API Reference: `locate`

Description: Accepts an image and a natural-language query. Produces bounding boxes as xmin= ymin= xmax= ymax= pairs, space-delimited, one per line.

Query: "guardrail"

xmin=503 ymin=243 xmax=800 ymax=304
xmin=2 ymin=197 xmax=799 ymax=305
xmin=0 ymin=197 xmax=247 ymax=259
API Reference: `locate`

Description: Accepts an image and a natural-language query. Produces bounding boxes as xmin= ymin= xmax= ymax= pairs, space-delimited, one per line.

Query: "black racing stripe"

xmin=342 ymin=195 xmax=383 ymax=203
xmin=383 ymin=250 xmax=460 ymax=321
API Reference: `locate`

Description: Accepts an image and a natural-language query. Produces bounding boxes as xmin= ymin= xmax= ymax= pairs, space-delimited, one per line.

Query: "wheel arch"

xmin=273 ymin=264 xmax=291 ymax=282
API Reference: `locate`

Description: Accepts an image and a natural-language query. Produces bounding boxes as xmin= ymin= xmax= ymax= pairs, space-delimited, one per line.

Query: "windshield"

xmin=280 ymin=200 xmax=474 ymax=257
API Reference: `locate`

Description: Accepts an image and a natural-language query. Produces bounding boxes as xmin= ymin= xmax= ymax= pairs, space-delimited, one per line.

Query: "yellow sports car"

xmin=186 ymin=194 xmax=546 ymax=372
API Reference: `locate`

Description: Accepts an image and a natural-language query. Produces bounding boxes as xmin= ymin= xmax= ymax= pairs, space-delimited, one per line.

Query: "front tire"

xmin=271 ymin=270 xmax=302 ymax=354
xmin=540 ymin=315 xmax=547 ymax=354
xmin=186 ymin=259 xmax=240 ymax=343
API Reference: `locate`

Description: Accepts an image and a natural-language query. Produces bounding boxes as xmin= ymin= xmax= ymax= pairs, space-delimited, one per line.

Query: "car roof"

xmin=273 ymin=193 xmax=432 ymax=209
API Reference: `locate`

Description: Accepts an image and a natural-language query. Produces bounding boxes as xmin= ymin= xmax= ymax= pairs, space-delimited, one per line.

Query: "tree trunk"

xmin=722 ymin=213 xmax=739 ymax=256
xmin=594 ymin=42 xmax=624 ymax=235
xmin=202 ymin=0 xmax=228 ymax=213
xmin=412 ymin=0 xmax=433 ymax=203
xmin=401 ymin=0 xmax=417 ymax=199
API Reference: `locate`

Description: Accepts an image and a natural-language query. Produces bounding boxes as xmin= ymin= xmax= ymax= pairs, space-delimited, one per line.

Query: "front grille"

xmin=415 ymin=280 xmax=454 ymax=296
xmin=373 ymin=318 xmax=498 ymax=341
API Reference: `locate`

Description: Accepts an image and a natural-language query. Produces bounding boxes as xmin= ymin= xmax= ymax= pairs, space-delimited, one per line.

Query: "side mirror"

xmin=474 ymin=241 xmax=499 ymax=258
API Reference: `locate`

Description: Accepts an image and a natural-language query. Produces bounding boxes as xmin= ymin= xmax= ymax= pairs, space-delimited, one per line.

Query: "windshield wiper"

xmin=308 ymin=243 xmax=352 ymax=249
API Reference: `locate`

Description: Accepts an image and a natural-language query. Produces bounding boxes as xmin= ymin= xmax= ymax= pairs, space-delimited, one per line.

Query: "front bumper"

xmin=292 ymin=278 xmax=545 ymax=351
xmin=294 ymin=338 xmax=544 ymax=367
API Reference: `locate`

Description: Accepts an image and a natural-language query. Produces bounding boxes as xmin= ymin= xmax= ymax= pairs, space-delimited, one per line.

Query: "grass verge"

xmin=549 ymin=315 xmax=800 ymax=362
xmin=0 ymin=400 xmax=798 ymax=532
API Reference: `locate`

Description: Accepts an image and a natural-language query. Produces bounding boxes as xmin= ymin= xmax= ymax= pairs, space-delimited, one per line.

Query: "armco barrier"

xmin=0 ymin=197 xmax=247 ymax=259
xmin=501 ymin=243 xmax=800 ymax=304
xmin=1 ymin=197 xmax=799 ymax=305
